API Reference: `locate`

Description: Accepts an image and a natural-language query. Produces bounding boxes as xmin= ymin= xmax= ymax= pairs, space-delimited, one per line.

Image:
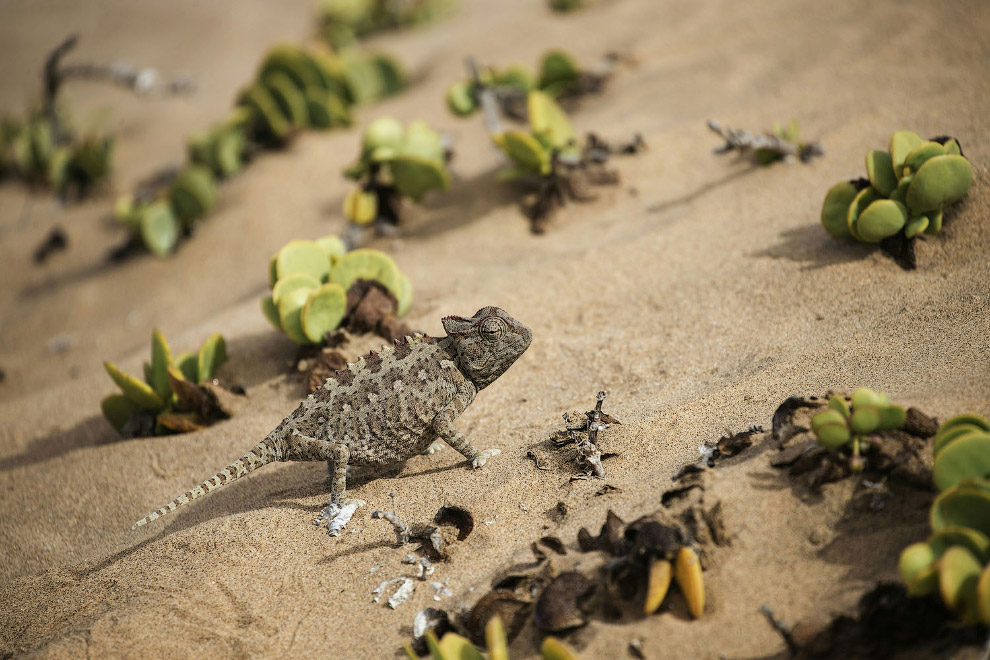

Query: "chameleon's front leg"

xmin=433 ymin=407 xmax=501 ymax=469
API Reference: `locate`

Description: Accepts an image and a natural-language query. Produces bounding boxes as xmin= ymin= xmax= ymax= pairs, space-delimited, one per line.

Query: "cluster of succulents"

xmin=406 ymin=616 xmax=581 ymax=660
xmin=0 ymin=112 xmax=113 ymax=199
xmin=114 ymin=43 xmax=405 ymax=257
xmin=317 ymin=0 xmax=455 ymax=48
xmin=810 ymin=388 xmax=906 ymax=472
xmin=491 ymin=90 xmax=625 ymax=232
xmin=102 ymin=329 xmax=228 ymax=436
xmin=821 ymin=130 xmax=973 ymax=247
xmin=342 ymin=116 xmax=450 ymax=229
xmin=113 ymin=164 xmax=219 ymax=257
xmin=262 ymin=237 xmax=412 ymax=345
xmin=446 ymin=50 xmax=604 ymax=119
xmin=899 ymin=413 xmax=990 ymax=624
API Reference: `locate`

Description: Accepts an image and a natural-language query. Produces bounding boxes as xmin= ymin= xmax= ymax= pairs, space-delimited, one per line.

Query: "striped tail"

xmin=132 ymin=436 xmax=283 ymax=529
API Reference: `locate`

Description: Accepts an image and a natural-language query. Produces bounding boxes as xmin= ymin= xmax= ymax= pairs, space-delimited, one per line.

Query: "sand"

xmin=1 ymin=0 xmax=988 ymax=657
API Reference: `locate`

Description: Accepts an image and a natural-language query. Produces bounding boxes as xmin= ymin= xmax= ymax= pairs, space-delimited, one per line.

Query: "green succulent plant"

xmin=102 ymin=329 xmax=228 ymax=436
xmin=114 ymin=42 xmax=406 ymax=257
xmin=403 ymin=616 xmax=582 ymax=660
xmin=809 ymin=388 xmax=907 ymax=472
xmin=0 ymin=111 xmax=113 ymax=198
xmin=492 ymin=90 xmax=578 ymax=180
xmin=317 ymin=0 xmax=456 ymax=48
xmin=899 ymin=413 xmax=990 ymax=624
xmin=821 ymin=130 xmax=973 ymax=248
xmin=343 ymin=117 xmax=449 ymax=228
xmin=262 ymin=237 xmax=412 ymax=345
xmin=446 ymin=50 xmax=585 ymax=118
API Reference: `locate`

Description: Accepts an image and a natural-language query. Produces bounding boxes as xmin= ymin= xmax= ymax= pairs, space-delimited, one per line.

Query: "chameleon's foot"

xmin=471 ymin=448 xmax=501 ymax=469
xmin=423 ymin=440 xmax=445 ymax=455
xmin=314 ymin=498 xmax=365 ymax=537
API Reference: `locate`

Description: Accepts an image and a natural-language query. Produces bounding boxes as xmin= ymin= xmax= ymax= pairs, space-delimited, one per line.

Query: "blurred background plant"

xmin=446 ymin=49 xmax=617 ymax=128
xmin=317 ymin=0 xmax=457 ymax=48
xmin=112 ymin=42 xmax=406 ymax=258
xmin=899 ymin=413 xmax=990 ymax=624
xmin=341 ymin=116 xmax=450 ymax=238
xmin=1 ymin=34 xmax=193 ymax=203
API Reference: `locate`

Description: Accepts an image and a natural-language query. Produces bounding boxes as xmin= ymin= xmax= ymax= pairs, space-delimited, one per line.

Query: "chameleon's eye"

xmin=479 ymin=316 xmax=506 ymax=340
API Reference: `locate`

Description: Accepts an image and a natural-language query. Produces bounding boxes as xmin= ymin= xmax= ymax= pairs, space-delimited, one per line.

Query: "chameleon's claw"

xmin=471 ymin=448 xmax=501 ymax=469
xmin=314 ymin=498 xmax=365 ymax=537
xmin=314 ymin=502 xmax=341 ymax=527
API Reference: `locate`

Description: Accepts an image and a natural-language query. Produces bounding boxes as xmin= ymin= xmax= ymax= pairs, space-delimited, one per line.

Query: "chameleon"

xmin=132 ymin=306 xmax=532 ymax=535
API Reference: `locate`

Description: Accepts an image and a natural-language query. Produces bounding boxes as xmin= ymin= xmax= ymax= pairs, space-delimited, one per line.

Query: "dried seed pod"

xmin=540 ymin=636 xmax=581 ymax=660
xmin=484 ymin=616 xmax=509 ymax=660
xmin=465 ymin=590 xmax=531 ymax=646
xmin=534 ymin=571 xmax=592 ymax=633
xmin=644 ymin=558 xmax=672 ymax=615
xmin=674 ymin=547 xmax=705 ymax=619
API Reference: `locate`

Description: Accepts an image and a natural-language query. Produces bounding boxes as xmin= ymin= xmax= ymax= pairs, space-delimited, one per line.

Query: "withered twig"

xmin=42 ymin=34 xmax=195 ymax=143
xmin=466 ymin=57 xmax=503 ymax=136
xmin=707 ymin=119 xmax=824 ymax=164
xmin=527 ymin=451 xmax=551 ymax=471
xmin=759 ymin=604 xmax=798 ymax=655
xmin=371 ymin=493 xmax=411 ymax=545
xmin=558 ymin=390 xmax=616 ymax=478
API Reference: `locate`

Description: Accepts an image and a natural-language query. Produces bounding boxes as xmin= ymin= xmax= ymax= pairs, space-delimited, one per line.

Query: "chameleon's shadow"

xmin=78 ymin=463 xmax=337 ymax=577
xmin=81 ymin=458 xmax=471 ymax=576
xmin=0 ymin=415 xmax=118 ymax=473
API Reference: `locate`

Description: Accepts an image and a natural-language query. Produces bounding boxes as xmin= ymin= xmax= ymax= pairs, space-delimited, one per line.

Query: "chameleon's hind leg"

xmin=287 ymin=433 xmax=362 ymax=536
xmin=433 ymin=407 xmax=500 ymax=469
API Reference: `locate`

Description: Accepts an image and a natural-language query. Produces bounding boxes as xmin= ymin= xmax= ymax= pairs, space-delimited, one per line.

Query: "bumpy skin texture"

xmin=132 ymin=307 xmax=532 ymax=533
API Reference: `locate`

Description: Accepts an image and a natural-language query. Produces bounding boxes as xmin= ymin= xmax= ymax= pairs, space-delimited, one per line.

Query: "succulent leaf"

xmin=275 ymin=240 xmax=332 ymax=283
xmin=150 ymin=328 xmax=175 ymax=400
xmin=933 ymin=433 xmax=990 ymax=492
xmin=865 ymin=150 xmax=897 ymax=196
xmin=820 ymin=181 xmax=858 ymax=239
xmin=301 ymin=282 xmax=347 ymax=343
xmin=905 ymin=154 xmax=974 ymax=214
xmin=104 ymin=361 xmax=166 ymax=411
xmin=101 ymin=394 xmax=140 ymax=433
xmin=330 ymin=248 xmax=402 ymax=299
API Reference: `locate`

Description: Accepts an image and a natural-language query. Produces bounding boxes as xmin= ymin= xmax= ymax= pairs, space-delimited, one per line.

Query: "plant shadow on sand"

xmin=223 ymin=328 xmax=300 ymax=392
xmin=401 ymin=165 xmax=522 ymax=239
xmin=646 ymin=164 xmax=760 ymax=216
xmin=0 ymin=415 xmax=117 ymax=473
xmin=751 ymin=222 xmax=874 ymax=271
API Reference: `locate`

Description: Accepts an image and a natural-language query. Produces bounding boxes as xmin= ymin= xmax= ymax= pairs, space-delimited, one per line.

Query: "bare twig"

xmin=759 ymin=604 xmax=798 ymax=655
xmin=556 ymin=390 xmax=618 ymax=478
xmin=466 ymin=57 xmax=503 ymax=136
xmin=41 ymin=34 xmax=195 ymax=143
xmin=707 ymin=119 xmax=824 ymax=164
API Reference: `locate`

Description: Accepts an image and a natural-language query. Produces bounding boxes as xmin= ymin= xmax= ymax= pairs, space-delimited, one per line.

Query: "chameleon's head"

xmin=442 ymin=307 xmax=532 ymax=390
